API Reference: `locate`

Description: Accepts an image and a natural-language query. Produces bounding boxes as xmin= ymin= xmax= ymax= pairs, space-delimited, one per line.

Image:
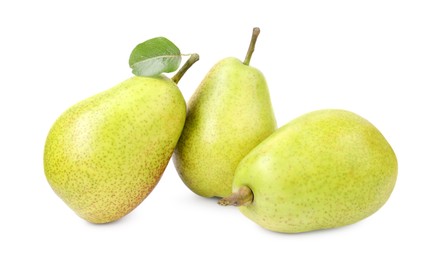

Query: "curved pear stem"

xmin=172 ymin=53 xmax=200 ymax=84
xmin=218 ymin=186 xmax=254 ymax=206
xmin=243 ymin=27 xmax=260 ymax=66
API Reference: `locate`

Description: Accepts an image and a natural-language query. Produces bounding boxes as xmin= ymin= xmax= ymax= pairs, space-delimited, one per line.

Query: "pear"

xmin=219 ymin=109 xmax=398 ymax=233
xmin=173 ymin=28 xmax=276 ymax=198
xmin=44 ymin=56 xmax=198 ymax=224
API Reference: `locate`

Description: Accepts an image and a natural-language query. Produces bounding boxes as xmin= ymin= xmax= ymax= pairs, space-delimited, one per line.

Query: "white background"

xmin=1 ymin=0 xmax=440 ymax=259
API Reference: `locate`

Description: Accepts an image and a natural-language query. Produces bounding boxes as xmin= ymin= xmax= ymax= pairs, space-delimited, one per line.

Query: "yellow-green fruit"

xmin=173 ymin=57 xmax=276 ymax=198
xmin=44 ymin=76 xmax=186 ymax=223
xmin=173 ymin=27 xmax=276 ymax=198
xmin=221 ymin=109 xmax=398 ymax=233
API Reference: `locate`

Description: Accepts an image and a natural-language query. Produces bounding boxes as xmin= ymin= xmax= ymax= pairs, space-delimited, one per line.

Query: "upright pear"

xmin=220 ymin=109 xmax=398 ymax=233
xmin=173 ymin=28 xmax=276 ymax=198
xmin=44 ymin=54 xmax=198 ymax=223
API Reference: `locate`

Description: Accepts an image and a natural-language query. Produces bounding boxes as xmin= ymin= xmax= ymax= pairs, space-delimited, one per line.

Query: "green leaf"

xmin=129 ymin=37 xmax=181 ymax=77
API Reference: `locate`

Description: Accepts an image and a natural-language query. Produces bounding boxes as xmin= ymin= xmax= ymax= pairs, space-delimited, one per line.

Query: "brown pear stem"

xmin=172 ymin=53 xmax=200 ymax=84
xmin=243 ymin=27 xmax=260 ymax=66
xmin=218 ymin=186 xmax=254 ymax=206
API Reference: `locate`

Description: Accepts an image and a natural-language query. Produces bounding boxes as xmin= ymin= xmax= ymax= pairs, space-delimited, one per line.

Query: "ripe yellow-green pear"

xmin=219 ymin=109 xmax=398 ymax=233
xmin=173 ymin=28 xmax=276 ymax=198
xmin=44 ymin=54 xmax=198 ymax=223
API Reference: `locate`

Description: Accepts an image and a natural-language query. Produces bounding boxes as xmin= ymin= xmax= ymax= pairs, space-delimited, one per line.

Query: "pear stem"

xmin=218 ymin=186 xmax=254 ymax=206
xmin=243 ymin=27 xmax=260 ymax=66
xmin=172 ymin=53 xmax=200 ymax=84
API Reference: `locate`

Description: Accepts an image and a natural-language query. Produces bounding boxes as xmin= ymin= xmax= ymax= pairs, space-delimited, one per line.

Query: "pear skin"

xmin=173 ymin=28 xmax=277 ymax=198
xmin=220 ymin=109 xmax=398 ymax=233
xmin=173 ymin=57 xmax=276 ymax=197
xmin=44 ymin=76 xmax=186 ymax=223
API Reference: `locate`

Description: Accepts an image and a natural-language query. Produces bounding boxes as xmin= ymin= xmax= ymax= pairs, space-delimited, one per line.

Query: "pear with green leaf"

xmin=173 ymin=28 xmax=277 ymax=198
xmin=219 ymin=109 xmax=398 ymax=233
xmin=44 ymin=38 xmax=199 ymax=223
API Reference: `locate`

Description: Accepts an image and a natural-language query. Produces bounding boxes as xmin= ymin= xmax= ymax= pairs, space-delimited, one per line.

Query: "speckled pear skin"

xmin=44 ymin=76 xmax=186 ymax=224
xmin=233 ymin=109 xmax=398 ymax=233
xmin=173 ymin=57 xmax=276 ymax=198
